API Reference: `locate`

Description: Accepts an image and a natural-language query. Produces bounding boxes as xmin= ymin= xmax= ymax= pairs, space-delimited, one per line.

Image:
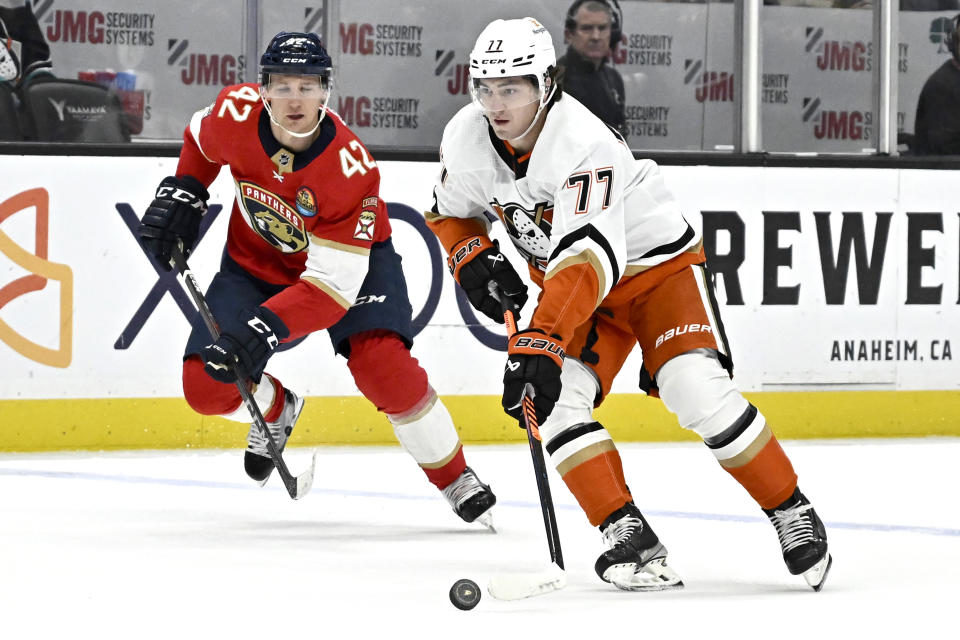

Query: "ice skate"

xmin=765 ymin=488 xmax=832 ymax=591
xmin=442 ymin=466 xmax=497 ymax=531
xmin=244 ymin=388 xmax=304 ymax=485
xmin=595 ymin=503 xmax=684 ymax=591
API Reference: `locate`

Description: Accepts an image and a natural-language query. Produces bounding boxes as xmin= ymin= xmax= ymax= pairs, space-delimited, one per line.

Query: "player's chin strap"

xmin=511 ymin=83 xmax=557 ymax=143
xmin=258 ymin=89 xmax=330 ymax=139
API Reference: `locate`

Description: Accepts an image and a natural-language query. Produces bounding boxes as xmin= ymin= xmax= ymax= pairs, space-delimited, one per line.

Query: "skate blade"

xmin=474 ymin=511 xmax=497 ymax=533
xmin=804 ymin=553 xmax=833 ymax=591
xmin=604 ymin=559 xmax=685 ymax=592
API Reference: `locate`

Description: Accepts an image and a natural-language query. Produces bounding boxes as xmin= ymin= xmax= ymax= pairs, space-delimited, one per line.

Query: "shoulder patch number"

xmin=339 ymin=140 xmax=378 ymax=178
xmin=217 ymin=86 xmax=260 ymax=122
xmin=565 ymin=167 xmax=615 ymax=214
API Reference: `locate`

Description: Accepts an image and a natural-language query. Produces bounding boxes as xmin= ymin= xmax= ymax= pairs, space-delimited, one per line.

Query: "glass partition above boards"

xmin=1 ymin=0 xmax=958 ymax=159
xmin=1 ymin=0 xmax=246 ymax=144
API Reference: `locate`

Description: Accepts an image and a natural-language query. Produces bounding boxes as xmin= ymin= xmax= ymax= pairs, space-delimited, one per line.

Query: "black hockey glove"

xmin=502 ymin=328 xmax=564 ymax=426
xmin=201 ymin=306 xmax=289 ymax=383
xmin=138 ymin=175 xmax=209 ymax=271
xmin=448 ymin=235 xmax=528 ymax=324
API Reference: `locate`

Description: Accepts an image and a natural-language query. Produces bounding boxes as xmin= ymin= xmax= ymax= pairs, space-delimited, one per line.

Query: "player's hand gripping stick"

xmin=501 ymin=301 xmax=542 ymax=441
xmin=489 ymin=287 xmax=566 ymax=601
xmin=169 ymin=245 xmax=316 ymax=500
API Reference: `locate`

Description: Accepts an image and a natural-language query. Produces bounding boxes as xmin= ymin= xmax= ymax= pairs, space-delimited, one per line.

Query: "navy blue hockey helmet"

xmin=259 ymin=32 xmax=332 ymax=85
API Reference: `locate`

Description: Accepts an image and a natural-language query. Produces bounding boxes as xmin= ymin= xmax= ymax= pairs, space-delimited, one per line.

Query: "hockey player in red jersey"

xmin=426 ymin=18 xmax=831 ymax=590
xmin=137 ymin=31 xmax=495 ymax=526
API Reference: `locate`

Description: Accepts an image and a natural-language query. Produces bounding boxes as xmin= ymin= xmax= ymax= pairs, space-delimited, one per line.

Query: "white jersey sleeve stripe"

xmin=301 ymin=234 xmax=370 ymax=309
xmin=188 ymin=107 xmax=214 ymax=164
xmin=548 ymin=223 xmax=621 ymax=299
xmin=549 ymin=224 xmax=620 ymax=282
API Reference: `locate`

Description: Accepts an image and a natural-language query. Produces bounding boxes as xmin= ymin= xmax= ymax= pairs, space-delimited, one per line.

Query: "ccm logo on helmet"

xmin=655 ymin=323 xmax=713 ymax=348
xmin=481 ymin=58 xmax=507 ymax=64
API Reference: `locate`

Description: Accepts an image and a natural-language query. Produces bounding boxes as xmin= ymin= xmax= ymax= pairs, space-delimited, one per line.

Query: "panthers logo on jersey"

xmin=490 ymin=198 xmax=553 ymax=271
xmin=237 ymin=181 xmax=308 ymax=253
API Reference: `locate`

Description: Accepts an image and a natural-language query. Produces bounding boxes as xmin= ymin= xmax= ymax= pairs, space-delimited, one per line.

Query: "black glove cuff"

xmin=159 ymin=174 xmax=209 ymax=199
xmin=253 ymin=305 xmax=290 ymax=342
xmin=175 ymin=175 xmax=210 ymax=201
xmin=156 ymin=175 xmax=210 ymax=214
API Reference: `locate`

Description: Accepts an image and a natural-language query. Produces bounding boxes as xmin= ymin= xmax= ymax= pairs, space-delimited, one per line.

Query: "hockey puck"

xmin=449 ymin=578 xmax=481 ymax=610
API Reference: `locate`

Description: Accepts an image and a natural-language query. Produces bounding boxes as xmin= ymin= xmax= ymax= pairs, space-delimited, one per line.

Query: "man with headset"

xmin=913 ymin=13 xmax=960 ymax=155
xmin=557 ymin=0 xmax=627 ymax=139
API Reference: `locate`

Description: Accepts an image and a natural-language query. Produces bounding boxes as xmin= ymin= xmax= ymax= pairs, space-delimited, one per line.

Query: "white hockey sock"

xmin=220 ymin=375 xmax=279 ymax=423
xmin=388 ymin=387 xmax=461 ymax=465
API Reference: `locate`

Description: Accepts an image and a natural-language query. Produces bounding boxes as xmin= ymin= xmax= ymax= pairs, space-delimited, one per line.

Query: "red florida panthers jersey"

xmin=176 ymin=83 xmax=390 ymax=339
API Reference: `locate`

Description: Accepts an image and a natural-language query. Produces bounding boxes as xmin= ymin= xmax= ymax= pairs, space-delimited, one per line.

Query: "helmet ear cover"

xmin=564 ymin=0 xmax=623 ymax=49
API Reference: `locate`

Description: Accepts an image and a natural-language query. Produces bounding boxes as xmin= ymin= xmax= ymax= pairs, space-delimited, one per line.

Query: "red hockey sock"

xmin=421 ymin=445 xmax=467 ymax=490
xmin=348 ymin=330 xmax=469 ymax=489
xmin=182 ymin=357 xmax=284 ymax=421
xmin=182 ymin=356 xmax=242 ymax=415
xmin=347 ymin=329 xmax=428 ymax=415
xmin=261 ymin=374 xmax=285 ymax=423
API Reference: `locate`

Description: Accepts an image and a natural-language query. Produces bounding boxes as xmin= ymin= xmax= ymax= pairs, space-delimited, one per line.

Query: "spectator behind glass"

xmin=557 ymin=0 xmax=627 ymax=139
xmin=0 ymin=0 xmax=53 ymax=90
xmin=913 ymin=13 xmax=960 ymax=154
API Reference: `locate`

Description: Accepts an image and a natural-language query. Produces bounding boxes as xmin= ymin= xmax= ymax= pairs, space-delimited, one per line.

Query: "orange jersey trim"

xmin=424 ymin=212 xmax=490 ymax=255
xmin=531 ymin=261 xmax=601 ymax=345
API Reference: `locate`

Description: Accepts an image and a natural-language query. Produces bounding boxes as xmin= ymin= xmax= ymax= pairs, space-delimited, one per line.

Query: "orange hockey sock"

xmin=558 ymin=447 xmax=633 ymax=526
xmin=721 ymin=433 xmax=798 ymax=510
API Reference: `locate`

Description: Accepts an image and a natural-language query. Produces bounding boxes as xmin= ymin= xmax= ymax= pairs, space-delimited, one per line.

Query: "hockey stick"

xmin=487 ymin=291 xmax=567 ymax=600
xmin=169 ymin=245 xmax=316 ymax=500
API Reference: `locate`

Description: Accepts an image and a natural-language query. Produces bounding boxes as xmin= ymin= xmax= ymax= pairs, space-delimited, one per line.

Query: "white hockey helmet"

xmin=469 ymin=17 xmax=557 ymax=107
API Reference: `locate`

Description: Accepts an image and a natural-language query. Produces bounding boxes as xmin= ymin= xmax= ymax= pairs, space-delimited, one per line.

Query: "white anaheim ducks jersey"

xmin=431 ymin=95 xmax=699 ymax=308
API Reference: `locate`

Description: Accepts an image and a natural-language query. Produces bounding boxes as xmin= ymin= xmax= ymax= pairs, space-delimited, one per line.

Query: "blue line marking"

xmin=2 ymin=467 xmax=957 ymax=538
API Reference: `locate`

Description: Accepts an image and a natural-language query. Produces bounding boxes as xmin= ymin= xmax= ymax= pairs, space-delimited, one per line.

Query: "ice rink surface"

xmin=2 ymin=438 xmax=958 ymax=639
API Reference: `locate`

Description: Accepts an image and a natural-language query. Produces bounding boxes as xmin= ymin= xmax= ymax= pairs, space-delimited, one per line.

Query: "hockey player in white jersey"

xmin=425 ymin=17 xmax=831 ymax=592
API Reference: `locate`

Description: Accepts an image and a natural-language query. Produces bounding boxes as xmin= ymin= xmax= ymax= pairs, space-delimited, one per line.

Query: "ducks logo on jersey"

xmin=490 ymin=198 xmax=553 ymax=271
